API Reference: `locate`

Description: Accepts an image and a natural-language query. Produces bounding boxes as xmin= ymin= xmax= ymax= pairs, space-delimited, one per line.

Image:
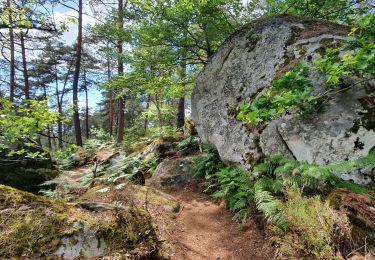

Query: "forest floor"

xmin=72 ymin=148 xmax=276 ymax=260
xmin=148 ymin=183 xmax=275 ymax=260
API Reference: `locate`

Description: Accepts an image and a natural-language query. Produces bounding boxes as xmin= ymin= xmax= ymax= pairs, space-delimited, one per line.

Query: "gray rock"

xmin=54 ymin=222 xmax=108 ymax=259
xmin=192 ymin=15 xmax=375 ymax=183
xmin=150 ymin=158 xmax=195 ymax=188
xmin=77 ymin=202 xmax=117 ymax=212
xmin=96 ymin=187 xmax=110 ymax=193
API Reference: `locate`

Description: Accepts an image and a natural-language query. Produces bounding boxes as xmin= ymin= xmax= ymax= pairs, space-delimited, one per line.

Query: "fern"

xmin=210 ymin=167 xmax=254 ymax=223
xmin=254 ymin=178 xmax=288 ymax=230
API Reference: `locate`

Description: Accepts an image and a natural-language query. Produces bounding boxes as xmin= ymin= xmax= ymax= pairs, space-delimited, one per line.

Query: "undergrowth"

xmin=275 ymin=187 xmax=352 ymax=259
xmin=192 ymin=146 xmax=373 ymax=231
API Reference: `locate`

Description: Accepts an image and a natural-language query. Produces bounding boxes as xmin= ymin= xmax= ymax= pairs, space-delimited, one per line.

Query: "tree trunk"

xmin=54 ymin=63 xmax=63 ymax=149
xmin=107 ymin=54 xmax=114 ymax=135
xmin=155 ymin=95 xmax=163 ymax=127
xmin=72 ymin=0 xmax=83 ymax=146
xmin=143 ymin=95 xmax=151 ymax=132
xmin=20 ymin=31 xmax=30 ymax=100
xmin=7 ymin=0 xmax=15 ymax=102
xmin=116 ymin=0 xmax=125 ymax=144
xmin=43 ymin=85 xmax=52 ymax=150
xmin=176 ymin=97 xmax=185 ymax=129
xmin=116 ymin=97 xmax=125 ymax=143
xmin=84 ymin=70 xmax=89 ymax=139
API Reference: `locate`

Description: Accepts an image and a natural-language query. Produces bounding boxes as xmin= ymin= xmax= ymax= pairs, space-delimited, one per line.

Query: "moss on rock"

xmin=0 ymin=185 xmax=159 ymax=259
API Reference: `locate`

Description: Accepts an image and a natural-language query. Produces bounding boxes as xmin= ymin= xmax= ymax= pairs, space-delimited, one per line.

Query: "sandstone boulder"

xmin=192 ymin=15 xmax=375 ymax=183
xmin=150 ymin=158 xmax=196 ymax=189
xmin=0 ymin=185 xmax=158 ymax=259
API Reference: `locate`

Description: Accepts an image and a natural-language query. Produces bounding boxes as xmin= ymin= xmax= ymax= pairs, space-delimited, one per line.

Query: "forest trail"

xmin=151 ymin=184 xmax=275 ymax=260
xmin=70 ymin=148 xmax=275 ymax=259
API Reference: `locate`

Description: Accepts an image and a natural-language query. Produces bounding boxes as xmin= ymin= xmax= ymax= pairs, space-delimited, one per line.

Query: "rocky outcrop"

xmin=192 ymin=15 xmax=375 ymax=183
xmin=0 ymin=185 xmax=158 ymax=259
xmin=0 ymin=143 xmax=58 ymax=193
xmin=150 ymin=158 xmax=196 ymax=189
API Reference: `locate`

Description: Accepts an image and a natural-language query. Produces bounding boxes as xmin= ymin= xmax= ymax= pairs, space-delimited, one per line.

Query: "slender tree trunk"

xmin=143 ymin=95 xmax=151 ymax=132
xmin=107 ymin=54 xmax=114 ymax=135
xmin=7 ymin=0 xmax=15 ymax=102
xmin=57 ymin=106 xmax=63 ymax=148
xmin=51 ymin=128 xmax=57 ymax=150
xmin=56 ymin=59 xmax=73 ymax=149
xmin=116 ymin=0 xmax=125 ymax=144
xmin=43 ymin=85 xmax=52 ymax=150
xmin=176 ymin=97 xmax=185 ymax=128
xmin=155 ymin=95 xmax=163 ymax=127
xmin=84 ymin=70 xmax=89 ymax=139
xmin=72 ymin=0 xmax=83 ymax=146
xmin=176 ymin=54 xmax=186 ymax=129
xmin=109 ymin=91 xmax=113 ymax=135
xmin=54 ymin=63 xmax=63 ymax=149
xmin=20 ymin=31 xmax=30 ymax=100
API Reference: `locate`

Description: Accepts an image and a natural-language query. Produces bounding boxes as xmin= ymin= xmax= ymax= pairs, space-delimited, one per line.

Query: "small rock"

xmin=18 ymin=205 xmax=31 ymax=211
xmin=77 ymin=202 xmax=116 ymax=212
xmin=115 ymin=183 xmax=128 ymax=190
xmin=96 ymin=187 xmax=110 ymax=194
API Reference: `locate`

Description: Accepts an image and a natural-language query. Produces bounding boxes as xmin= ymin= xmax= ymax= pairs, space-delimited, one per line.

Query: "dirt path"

xmin=152 ymin=184 xmax=275 ymax=260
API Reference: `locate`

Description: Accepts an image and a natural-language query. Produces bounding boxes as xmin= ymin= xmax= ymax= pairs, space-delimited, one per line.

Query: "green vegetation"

xmin=211 ymin=167 xmax=255 ymax=223
xmin=275 ymin=187 xmax=351 ymax=259
xmin=0 ymin=184 xmax=158 ymax=258
xmin=190 ymin=145 xmax=373 ymax=257
xmin=238 ymin=14 xmax=374 ymax=126
xmin=0 ymin=98 xmax=60 ymax=157
xmin=1 ymin=0 xmax=374 ymax=258
xmin=238 ymin=64 xmax=319 ymax=124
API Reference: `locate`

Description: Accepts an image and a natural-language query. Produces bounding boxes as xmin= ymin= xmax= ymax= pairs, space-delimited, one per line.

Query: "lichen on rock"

xmin=192 ymin=15 xmax=375 ymax=184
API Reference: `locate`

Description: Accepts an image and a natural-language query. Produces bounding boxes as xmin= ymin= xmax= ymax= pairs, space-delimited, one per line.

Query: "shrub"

xmin=211 ymin=167 xmax=255 ymax=223
xmin=85 ymin=127 xmax=113 ymax=149
xmin=176 ymin=136 xmax=200 ymax=151
xmin=191 ymin=145 xmax=225 ymax=179
xmin=274 ymin=187 xmax=352 ymax=259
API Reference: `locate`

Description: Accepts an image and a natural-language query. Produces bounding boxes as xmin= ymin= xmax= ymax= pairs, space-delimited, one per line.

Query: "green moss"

xmin=0 ymin=185 xmax=82 ymax=258
xmin=96 ymin=207 xmax=158 ymax=252
xmin=0 ymin=185 xmax=159 ymax=258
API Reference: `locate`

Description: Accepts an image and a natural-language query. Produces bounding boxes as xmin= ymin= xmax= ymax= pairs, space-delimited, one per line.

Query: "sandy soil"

xmin=152 ymin=184 xmax=276 ymax=260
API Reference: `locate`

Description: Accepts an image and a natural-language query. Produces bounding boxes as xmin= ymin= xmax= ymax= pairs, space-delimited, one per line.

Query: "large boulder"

xmin=0 ymin=143 xmax=58 ymax=193
xmin=150 ymin=158 xmax=196 ymax=189
xmin=192 ymin=15 xmax=375 ymax=181
xmin=0 ymin=185 xmax=159 ymax=259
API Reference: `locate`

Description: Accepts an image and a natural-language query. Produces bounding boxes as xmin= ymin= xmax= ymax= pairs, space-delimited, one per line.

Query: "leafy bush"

xmin=85 ymin=127 xmax=114 ymax=149
xmin=191 ymin=145 xmax=225 ymax=179
xmin=237 ymin=64 xmax=320 ymax=124
xmin=274 ymin=187 xmax=352 ymax=259
xmin=52 ymin=145 xmax=78 ymax=170
xmin=238 ymin=15 xmax=375 ymax=126
xmin=0 ymin=98 xmax=61 ymax=157
xmin=123 ymin=124 xmax=148 ymax=147
xmin=211 ymin=167 xmax=255 ymax=223
xmin=146 ymin=126 xmax=178 ymax=139
xmin=176 ymin=136 xmax=200 ymax=151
